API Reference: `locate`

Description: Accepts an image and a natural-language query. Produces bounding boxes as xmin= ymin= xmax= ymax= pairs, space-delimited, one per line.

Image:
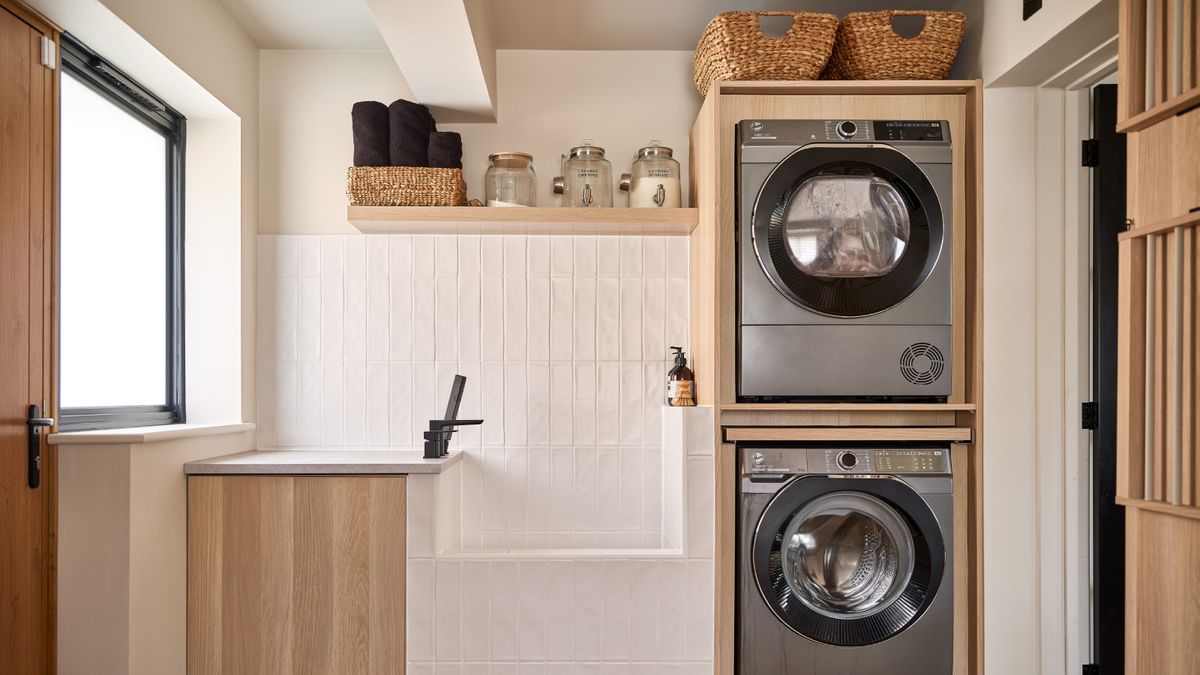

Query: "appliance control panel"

xmin=740 ymin=446 xmax=952 ymax=477
xmin=872 ymin=120 xmax=946 ymax=141
xmin=739 ymin=119 xmax=950 ymax=145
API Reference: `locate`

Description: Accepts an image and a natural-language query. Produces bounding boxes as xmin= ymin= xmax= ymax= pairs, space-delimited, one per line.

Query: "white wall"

xmin=257 ymin=233 xmax=690 ymax=549
xmin=259 ymin=50 xmax=415 ymax=235
xmin=404 ymin=406 xmax=714 ymax=672
xmin=29 ymin=0 xmax=260 ymax=423
xmin=56 ymin=430 xmax=256 ymax=675
xmin=981 ymin=0 xmax=1117 ymax=84
xmin=978 ymin=0 xmax=1118 ymax=670
xmin=258 ymin=49 xmax=702 ymax=234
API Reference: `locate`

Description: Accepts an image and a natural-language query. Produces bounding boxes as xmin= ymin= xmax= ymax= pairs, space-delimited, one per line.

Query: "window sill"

xmin=48 ymin=422 xmax=255 ymax=446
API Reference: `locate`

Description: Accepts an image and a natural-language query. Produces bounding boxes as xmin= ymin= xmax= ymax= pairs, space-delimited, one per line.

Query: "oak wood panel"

xmin=720 ymin=409 xmax=958 ymax=428
xmin=696 ymin=82 xmax=985 ymax=675
xmin=723 ymin=426 xmax=972 ymax=443
xmin=187 ymin=475 xmax=406 ymax=675
xmin=348 ymin=206 xmax=699 ymax=236
xmin=0 ymin=2 xmax=57 ymax=672
xmin=1116 ymin=85 xmax=1200 ymax=132
xmin=1124 ymin=508 xmax=1200 ymax=675
xmin=714 ymin=80 xmax=980 ymax=95
xmin=1118 ymin=496 xmax=1200 ymax=520
xmin=714 ymin=441 xmax=735 ymax=675
xmin=1119 ymin=209 xmax=1200 ymax=240
xmin=689 ymin=93 xmax=718 ymax=405
xmin=1118 ymin=238 xmax=1148 ymax=500
xmin=1119 ymin=0 xmax=1150 ymax=121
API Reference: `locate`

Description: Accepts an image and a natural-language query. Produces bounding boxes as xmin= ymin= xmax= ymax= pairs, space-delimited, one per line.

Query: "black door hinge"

xmin=1082 ymin=139 xmax=1099 ymax=167
xmin=1082 ymin=402 xmax=1098 ymax=430
xmin=1082 ymin=664 xmax=1099 ymax=675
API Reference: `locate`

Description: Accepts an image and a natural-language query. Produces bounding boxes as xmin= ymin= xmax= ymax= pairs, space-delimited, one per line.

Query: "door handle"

xmin=27 ymin=404 xmax=53 ymax=489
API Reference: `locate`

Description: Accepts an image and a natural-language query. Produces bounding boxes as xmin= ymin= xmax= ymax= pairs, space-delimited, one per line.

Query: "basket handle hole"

xmin=891 ymin=14 xmax=927 ymax=38
xmin=757 ymin=14 xmax=795 ymax=38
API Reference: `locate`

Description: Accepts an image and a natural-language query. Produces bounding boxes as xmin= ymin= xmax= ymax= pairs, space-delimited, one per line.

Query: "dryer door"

xmin=751 ymin=476 xmax=945 ymax=646
xmin=751 ymin=145 xmax=944 ymax=317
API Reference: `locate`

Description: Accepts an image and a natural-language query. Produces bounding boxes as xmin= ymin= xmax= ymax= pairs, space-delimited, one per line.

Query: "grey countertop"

xmin=183 ymin=449 xmax=462 ymax=475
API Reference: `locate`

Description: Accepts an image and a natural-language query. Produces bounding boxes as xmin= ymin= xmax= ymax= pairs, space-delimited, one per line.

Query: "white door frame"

xmin=982 ymin=35 xmax=1117 ymax=675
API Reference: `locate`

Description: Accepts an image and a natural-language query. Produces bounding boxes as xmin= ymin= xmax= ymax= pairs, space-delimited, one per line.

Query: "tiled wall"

xmin=406 ymin=407 xmax=716 ymax=674
xmin=257 ymin=234 xmax=690 ymax=548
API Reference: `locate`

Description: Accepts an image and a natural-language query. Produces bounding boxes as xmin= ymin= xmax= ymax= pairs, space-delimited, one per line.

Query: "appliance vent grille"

xmin=900 ymin=343 xmax=945 ymax=385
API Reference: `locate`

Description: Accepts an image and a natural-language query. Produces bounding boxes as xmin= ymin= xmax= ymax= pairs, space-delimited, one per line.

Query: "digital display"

xmin=874 ymin=449 xmax=948 ymax=473
xmin=872 ymin=120 xmax=944 ymax=141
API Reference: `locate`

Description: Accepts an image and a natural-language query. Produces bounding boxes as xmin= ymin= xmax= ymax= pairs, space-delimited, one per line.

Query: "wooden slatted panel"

xmin=1120 ymin=0 xmax=1149 ymax=121
xmin=1183 ymin=227 xmax=1196 ymax=506
xmin=1118 ymin=237 xmax=1148 ymax=500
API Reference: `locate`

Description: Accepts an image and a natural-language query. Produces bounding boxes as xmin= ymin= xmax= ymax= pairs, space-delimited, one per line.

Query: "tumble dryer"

xmin=737 ymin=119 xmax=954 ymax=400
xmin=738 ymin=444 xmax=954 ymax=674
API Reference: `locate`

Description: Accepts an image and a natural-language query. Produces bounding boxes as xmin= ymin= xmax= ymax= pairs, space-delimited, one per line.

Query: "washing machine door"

xmin=751 ymin=145 xmax=944 ymax=317
xmin=752 ymin=476 xmax=945 ymax=646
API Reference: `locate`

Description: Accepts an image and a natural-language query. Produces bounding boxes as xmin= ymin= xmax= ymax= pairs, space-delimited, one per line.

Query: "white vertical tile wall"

xmin=404 ymin=406 xmax=715 ymax=672
xmin=259 ymin=234 xmax=689 ymax=549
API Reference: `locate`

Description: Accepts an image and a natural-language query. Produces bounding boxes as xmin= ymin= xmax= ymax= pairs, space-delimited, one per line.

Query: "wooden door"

xmin=0 ymin=1 xmax=57 ymax=673
xmin=188 ymin=475 xmax=407 ymax=675
xmin=1116 ymin=0 xmax=1200 ymax=672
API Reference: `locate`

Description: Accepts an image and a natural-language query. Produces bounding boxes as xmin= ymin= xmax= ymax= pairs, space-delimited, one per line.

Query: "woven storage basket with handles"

xmin=346 ymin=166 xmax=468 ymax=207
xmin=823 ymin=10 xmax=965 ymax=80
xmin=693 ymin=11 xmax=839 ymax=96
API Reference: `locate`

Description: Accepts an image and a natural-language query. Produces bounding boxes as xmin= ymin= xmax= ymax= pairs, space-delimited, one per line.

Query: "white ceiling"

xmin=220 ymin=0 xmax=977 ymax=52
xmin=217 ymin=0 xmax=385 ymax=49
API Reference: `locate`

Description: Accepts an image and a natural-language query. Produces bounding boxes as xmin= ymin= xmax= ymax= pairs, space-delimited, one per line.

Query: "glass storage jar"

xmin=553 ymin=140 xmax=613 ymax=208
xmin=485 ymin=152 xmax=537 ymax=207
xmin=619 ymin=142 xmax=682 ymax=208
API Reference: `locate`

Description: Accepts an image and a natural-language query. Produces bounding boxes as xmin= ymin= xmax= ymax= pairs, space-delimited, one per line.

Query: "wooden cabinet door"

xmin=188 ymin=476 xmax=407 ymax=675
xmin=1116 ymin=0 xmax=1200 ymax=672
xmin=0 ymin=2 xmax=56 ymax=673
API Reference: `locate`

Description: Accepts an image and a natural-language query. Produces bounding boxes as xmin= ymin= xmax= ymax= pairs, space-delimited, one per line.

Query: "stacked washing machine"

xmin=735 ymin=119 xmax=957 ymax=674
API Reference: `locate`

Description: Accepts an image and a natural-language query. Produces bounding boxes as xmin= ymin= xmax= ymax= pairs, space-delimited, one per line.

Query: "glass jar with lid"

xmin=552 ymin=140 xmax=613 ymax=208
xmin=485 ymin=152 xmax=537 ymax=207
xmin=619 ymin=141 xmax=682 ymax=208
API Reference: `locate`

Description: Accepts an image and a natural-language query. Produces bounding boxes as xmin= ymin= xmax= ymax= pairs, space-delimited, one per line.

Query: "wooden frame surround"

xmin=688 ymin=80 xmax=985 ymax=675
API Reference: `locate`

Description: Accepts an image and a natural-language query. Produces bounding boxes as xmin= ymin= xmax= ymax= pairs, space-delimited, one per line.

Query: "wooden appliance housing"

xmin=687 ymin=80 xmax=985 ymax=675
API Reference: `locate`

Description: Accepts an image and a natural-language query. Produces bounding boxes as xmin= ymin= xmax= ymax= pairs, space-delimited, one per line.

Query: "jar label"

xmin=575 ymin=169 xmax=599 ymax=177
xmin=648 ymin=168 xmax=673 ymax=177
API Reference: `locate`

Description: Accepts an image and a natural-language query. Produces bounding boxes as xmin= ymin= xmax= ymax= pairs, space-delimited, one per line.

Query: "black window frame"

xmin=58 ymin=33 xmax=186 ymax=431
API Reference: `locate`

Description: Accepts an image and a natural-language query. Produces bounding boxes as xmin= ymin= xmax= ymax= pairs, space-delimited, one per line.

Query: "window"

xmin=58 ymin=35 xmax=185 ymax=430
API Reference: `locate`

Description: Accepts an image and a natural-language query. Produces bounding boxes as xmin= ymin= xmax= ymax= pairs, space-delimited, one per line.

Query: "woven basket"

xmin=693 ymin=11 xmax=839 ymax=96
xmin=824 ymin=10 xmax=965 ymax=80
xmin=346 ymin=166 xmax=468 ymax=207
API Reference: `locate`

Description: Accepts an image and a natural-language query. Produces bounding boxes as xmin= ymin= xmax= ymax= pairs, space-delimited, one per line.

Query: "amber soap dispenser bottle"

xmin=667 ymin=346 xmax=696 ymax=406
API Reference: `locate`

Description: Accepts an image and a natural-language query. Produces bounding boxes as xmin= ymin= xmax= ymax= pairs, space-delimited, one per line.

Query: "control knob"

xmin=836 ymin=120 xmax=858 ymax=139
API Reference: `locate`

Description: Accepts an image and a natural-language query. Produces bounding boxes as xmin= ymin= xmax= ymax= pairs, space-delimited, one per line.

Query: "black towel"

xmin=350 ymin=101 xmax=390 ymax=167
xmin=388 ymin=99 xmax=436 ymax=167
xmin=427 ymin=131 xmax=463 ymax=169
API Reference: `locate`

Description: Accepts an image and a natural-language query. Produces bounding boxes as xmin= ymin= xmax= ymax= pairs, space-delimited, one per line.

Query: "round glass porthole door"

xmin=752 ymin=477 xmax=945 ymax=646
xmin=751 ymin=146 xmax=944 ymax=317
xmin=782 ymin=492 xmax=914 ymax=619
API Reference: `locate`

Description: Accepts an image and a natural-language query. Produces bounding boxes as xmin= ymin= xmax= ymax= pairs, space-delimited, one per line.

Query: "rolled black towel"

xmin=427 ymin=131 xmax=463 ymax=169
xmin=388 ymin=99 xmax=436 ymax=167
xmin=351 ymin=101 xmax=390 ymax=167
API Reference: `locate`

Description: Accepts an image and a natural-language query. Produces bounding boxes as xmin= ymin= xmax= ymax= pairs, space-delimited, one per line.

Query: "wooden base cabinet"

xmin=187 ymin=475 xmax=406 ymax=675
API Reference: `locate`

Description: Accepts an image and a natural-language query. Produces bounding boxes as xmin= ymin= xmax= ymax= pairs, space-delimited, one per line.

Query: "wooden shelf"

xmin=1116 ymin=85 xmax=1200 ymax=134
xmin=720 ymin=402 xmax=976 ymax=412
xmin=722 ymin=426 xmax=974 ymax=443
xmin=712 ymin=79 xmax=982 ymax=96
xmin=348 ymin=206 xmax=699 ymax=236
